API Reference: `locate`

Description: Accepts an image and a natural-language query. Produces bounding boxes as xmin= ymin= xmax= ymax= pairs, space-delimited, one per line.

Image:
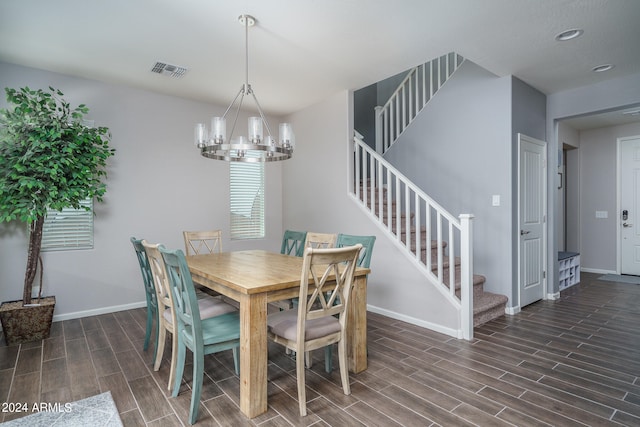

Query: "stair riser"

xmin=474 ymin=305 xmax=506 ymax=327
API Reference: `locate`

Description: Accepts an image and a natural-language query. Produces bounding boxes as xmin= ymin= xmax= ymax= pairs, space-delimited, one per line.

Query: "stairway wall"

xmin=282 ymin=91 xmax=462 ymax=336
xmin=382 ymin=61 xmax=515 ymax=305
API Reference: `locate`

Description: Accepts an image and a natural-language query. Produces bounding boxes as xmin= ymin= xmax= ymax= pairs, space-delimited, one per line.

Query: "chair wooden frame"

xmin=160 ymin=246 xmax=240 ymax=425
xmin=183 ymin=230 xmax=223 ymax=256
xmin=267 ymin=244 xmax=362 ymax=416
xmin=130 ymin=237 xmax=159 ymax=358
xmin=280 ymin=229 xmax=307 ymax=257
xmin=325 ymin=233 xmax=376 ymax=372
xmin=271 ymin=230 xmax=308 ymax=311
xmin=304 ymin=231 xmax=337 ymax=249
xmin=143 ymin=240 xmax=237 ymax=393
xmin=336 ymin=233 xmax=376 ymax=269
xmin=142 ymin=240 xmax=180 ymax=390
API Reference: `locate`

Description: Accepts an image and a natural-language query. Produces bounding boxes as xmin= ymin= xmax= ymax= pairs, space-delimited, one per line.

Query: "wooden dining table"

xmin=187 ymin=249 xmax=370 ymax=419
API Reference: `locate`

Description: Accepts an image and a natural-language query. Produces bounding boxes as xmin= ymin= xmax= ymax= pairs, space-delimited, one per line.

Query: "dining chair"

xmin=281 ymin=229 xmax=307 ymax=257
xmin=267 ymin=244 xmax=362 ymax=416
xmin=291 ymin=231 xmax=338 ymax=367
xmin=304 ymin=231 xmax=337 ymax=249
xmin=183 ymin=229 xmax=223 ymax=255
xmin=271 ymin=230 xmax=308 ymax=312
xmin=323 ymin=233 xmax=377 ymax=372
xmin=142 ymin=240 xmax=237 ymax=392
xmin=130 ymin=237 xmax=159 ymax=358
xmin=160 ymin=246 xmax=240 ymax=425
xmin=183 ymin=229 xmax=224 ymax=297
xmin=336 ymin=233 xmax=376 ymax=269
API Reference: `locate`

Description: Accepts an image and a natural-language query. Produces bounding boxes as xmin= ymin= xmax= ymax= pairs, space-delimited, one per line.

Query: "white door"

xmin=620 ymin=136 xmax=640 ymax=275
xmin=519 ymin=134 xmax=547 ymax=307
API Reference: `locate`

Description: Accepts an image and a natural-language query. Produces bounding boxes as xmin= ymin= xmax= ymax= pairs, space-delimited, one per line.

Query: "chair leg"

xmin=189 ymin=349 xmax=205 ymax=425
xmin=172 ymin=339 xmax=186 ymax=397
xmin=337 ymin=338 xmax=351 ymax=396
xmin=324 ymin=344 xmax=333 ymax=373
xmin=305 ymin=351 xmax=312 ymax=369
xmin=152 ymin=310 xmax=160 ymax=363
xmin=167 ymin=330 xmax=178 ymax=390
xmin=232 ymin=347 xmax=240 ymax=375
xmin=296 ymin=345 xmax=307 ymax=417
xmin=154 ymin=325 xmax=167 ymax=371
xmin=143 ymin=306 xmax=153 ymax=351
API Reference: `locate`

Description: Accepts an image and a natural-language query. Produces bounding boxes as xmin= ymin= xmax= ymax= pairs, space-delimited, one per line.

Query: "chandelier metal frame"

xmin=195 ymin=14 xmax=294 ymax=163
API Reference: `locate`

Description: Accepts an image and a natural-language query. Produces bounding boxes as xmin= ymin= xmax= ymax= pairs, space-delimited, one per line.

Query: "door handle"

xmin=623 ymin=223 xmax=633 ymax=228
xmin=520 ymin=230 xmax=530 ymax=235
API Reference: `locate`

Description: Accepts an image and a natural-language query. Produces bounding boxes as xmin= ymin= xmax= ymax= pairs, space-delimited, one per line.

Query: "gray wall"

xmin=547 ymin=71 xmax=640 ymax=281
xmin=573 ymin=122 xmax=640 ymax=273
xmin=558 ymin=122 xmax=580 ymax=251
xmin=0 ymin=61 xmax=467 ymax=336
xmin=0 ymin=62 xmax=284 ymax=320
xmin=381 ymin=61 xmax=515 ymax=306
xmin=282 ymin=91 xmax=463 ymax=336
xmin=510 ymin=76 xmax=547 ymax=303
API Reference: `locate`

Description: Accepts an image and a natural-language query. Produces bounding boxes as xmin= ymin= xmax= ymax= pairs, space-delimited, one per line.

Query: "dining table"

xmin=187 ymin=249 xmax=370 ymax=419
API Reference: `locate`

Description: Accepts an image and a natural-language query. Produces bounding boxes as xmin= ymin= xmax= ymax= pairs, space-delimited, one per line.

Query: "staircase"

xmin=355 ymin=163 xmax=507 ymax=330
xmin=376 ymin=52 xmax=465 ymax=154
xmin=351 ymin=52 xmax=507 ymax=338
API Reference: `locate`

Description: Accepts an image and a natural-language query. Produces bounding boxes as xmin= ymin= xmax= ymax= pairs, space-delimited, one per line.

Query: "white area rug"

xmin=1 ymin=391 xmax=122 ymax=427
xmin=598 ymin=274 xmax=640 ymax=285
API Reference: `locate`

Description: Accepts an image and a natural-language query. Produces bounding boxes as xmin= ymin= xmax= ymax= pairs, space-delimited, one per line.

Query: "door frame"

xmin=616 ymin=135 xmax=640 ymax=274
xmin=517 ymin=133 xmax=548 ymax=308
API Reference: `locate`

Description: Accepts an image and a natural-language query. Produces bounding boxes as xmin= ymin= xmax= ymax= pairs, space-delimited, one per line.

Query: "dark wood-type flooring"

xmin=2 ymin=272 xmax=640 ymax=426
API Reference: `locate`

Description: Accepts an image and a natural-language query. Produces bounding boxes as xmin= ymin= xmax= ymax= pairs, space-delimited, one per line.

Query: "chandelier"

xmin=194 ymin=14 xmax=294 ymax=163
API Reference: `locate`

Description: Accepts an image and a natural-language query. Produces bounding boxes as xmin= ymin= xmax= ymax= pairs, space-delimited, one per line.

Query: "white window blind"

xmin=230 ymin=161 xmax=265 ymax=240
xmin=41 ymin=199 xmax=94 ymax=251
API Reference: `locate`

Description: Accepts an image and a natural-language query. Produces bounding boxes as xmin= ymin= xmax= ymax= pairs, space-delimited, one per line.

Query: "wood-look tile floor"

xmin=2 ymin=272 xmax=640 ymax=426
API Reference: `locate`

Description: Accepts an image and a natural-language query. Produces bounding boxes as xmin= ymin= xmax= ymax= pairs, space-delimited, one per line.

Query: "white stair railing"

xmin=375 ymin=53 xmax=464 ymax=154
xmin=352 ymin=135 xmax=474 ymax=340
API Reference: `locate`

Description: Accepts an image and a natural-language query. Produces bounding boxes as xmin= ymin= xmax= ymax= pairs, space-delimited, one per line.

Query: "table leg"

xmin=239 ymin=292 xmax=268 ymax=418
xmin=347 ymin=275 xmax=367 ymax=373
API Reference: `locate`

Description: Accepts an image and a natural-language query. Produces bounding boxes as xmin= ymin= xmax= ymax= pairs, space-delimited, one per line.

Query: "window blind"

xmin=41 ymin=199 xmax=94 ymax=251
xmin=230 ymin=161 xmax=265 ymax=240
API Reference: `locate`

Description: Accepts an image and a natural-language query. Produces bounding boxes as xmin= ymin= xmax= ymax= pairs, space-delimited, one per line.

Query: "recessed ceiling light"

xmin=622 ymin=109 xmax=640 ymax=116
xmin=592 ymin=64 xmax=614 ymax=73
xmin=555 ymin=28 xmax=583 ymax=41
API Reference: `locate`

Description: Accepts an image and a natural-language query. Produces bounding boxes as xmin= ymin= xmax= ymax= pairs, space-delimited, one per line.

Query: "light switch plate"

xmin=492 ymin=195 xmax=500 ymax=206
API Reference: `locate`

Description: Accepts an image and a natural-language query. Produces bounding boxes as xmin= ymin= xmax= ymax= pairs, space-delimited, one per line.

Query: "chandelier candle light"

xmin=194 ymin=14 xmax=294 ymax=162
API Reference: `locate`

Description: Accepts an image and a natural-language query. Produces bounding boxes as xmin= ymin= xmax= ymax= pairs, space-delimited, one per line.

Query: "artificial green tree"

xmin=0 ymin=86 xmax=115 ymax=305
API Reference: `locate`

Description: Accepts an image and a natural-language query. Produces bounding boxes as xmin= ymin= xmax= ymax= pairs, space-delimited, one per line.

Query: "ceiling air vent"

xmin=151 ymin=61 xmax=188 ymax=78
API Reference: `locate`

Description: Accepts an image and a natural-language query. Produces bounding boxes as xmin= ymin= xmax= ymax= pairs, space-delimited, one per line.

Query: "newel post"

xmin=459 ymin=214 xmax=474 ymax=340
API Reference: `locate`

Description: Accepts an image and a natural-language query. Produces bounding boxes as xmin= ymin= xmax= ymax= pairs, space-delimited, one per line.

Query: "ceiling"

xmin=1 ymin=0 xmax=640 ymax=128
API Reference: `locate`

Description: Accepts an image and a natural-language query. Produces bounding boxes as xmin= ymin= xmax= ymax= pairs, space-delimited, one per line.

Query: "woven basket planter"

xmin=0 ymin=296 xmax=55 ymax=345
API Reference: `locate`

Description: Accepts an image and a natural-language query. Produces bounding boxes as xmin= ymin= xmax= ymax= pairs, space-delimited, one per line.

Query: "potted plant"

xmin=0 ymin=86 xmax=115 ymax=345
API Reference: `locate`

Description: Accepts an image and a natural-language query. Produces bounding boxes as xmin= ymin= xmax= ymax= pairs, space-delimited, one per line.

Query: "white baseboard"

xmin=52 ymin=301 xmax=147 ymax=323
xmin=505 ymin=305 xmax=520 ymax=315
xmin=581 ymin=267 xmax=616 ymax=275
xmin=367 ymin=304 xmax=462 ymax=339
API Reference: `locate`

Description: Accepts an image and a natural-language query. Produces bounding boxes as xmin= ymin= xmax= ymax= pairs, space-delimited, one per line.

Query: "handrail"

xmin=352 ymin=135 xmax=474 ymax=339
xmin=375 ymin=53 xmax=464 ymax=154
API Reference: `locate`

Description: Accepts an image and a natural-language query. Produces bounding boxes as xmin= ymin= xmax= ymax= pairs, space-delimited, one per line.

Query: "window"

xmin=41 ymin=199 xmax=94 ymax=251
xmin=230 ymin=161 xmax=265 ymax=239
